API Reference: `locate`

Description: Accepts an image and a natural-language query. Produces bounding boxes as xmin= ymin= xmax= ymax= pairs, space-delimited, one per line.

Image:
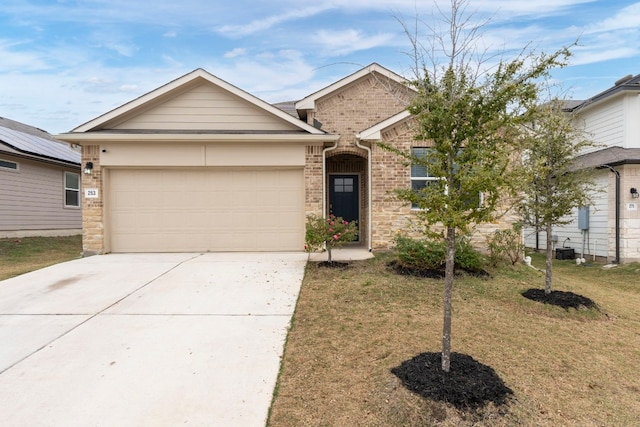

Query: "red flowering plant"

xmin=304 ymin=214 xmax=358 ymax=262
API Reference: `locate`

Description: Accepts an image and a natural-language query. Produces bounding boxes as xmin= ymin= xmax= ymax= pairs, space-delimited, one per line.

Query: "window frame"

xmin=410 ymin=147 xmax=444 ymax=209
xmin=64 ymin=171 xmax=81 ymax=208
xmin=0 ymin=158 xmax=19 ymax=172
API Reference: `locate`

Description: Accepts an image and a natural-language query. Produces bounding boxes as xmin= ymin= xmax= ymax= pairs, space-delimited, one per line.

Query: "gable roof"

xmin=0 ymin=117 xmax=80 ymax=166
xmin=566 ymin=74 xmax=640 ymax=112
xmin=295 ymin=63 xmax=410 ymax=113
xmin=357 ymin=110 xmax=412 ymax=141
xmin=68 ymin=68 xmax=325 ymax=136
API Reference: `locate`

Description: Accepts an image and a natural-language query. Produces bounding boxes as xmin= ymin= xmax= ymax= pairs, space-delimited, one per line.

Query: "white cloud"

xmin=0 ymin=41 xmax=49 ymax=72
xmin=314 ymin=29 xmax=397 ymax=56
xmin=215 ymin=5 xmax=335 ymax=37
xmin=584 ymin=2 xmax=640 ymax=33
xmin=224 ymin=48 xmax=246 ymax=58
xmin=164 ymin=30 xmax=178 ymax=38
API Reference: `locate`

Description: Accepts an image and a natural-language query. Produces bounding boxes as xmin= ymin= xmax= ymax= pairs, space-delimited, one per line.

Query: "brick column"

xmin=81 ymin=145 xmax=104 ymax=255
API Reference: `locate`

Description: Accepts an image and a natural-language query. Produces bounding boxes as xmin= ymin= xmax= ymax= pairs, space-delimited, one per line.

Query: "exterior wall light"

xmin=84 ymin=162 xmax=94 ymax=175
xmin=631 ymin=187 xmax=639 ymax=199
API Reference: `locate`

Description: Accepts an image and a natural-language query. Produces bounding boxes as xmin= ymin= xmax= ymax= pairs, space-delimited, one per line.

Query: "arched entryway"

xmin=326 ymin=152 xmax=368 ymax=247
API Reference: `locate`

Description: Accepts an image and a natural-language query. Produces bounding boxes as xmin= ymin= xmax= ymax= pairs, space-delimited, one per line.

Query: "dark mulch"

xmin=388 ymin=260 xmax=490 ymax=279
xmin=316 ymin=260 xmax=350 ymax=268
xmin=521 ymin=288 xmax=599 ymax=311
xmin=391 ymin=352 xmax=514 ymax=410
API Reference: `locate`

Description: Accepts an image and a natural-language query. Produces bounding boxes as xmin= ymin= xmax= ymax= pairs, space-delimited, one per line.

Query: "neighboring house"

xmin=523 ymin=75 xmax=640 ymax=263
xmin=56 ymin=64 xmax=513 ymax=255
xmin=0 ymin=117 xmax=82 ymax=238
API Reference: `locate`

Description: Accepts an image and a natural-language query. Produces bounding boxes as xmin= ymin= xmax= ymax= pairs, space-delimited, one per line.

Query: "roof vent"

xmin=614 ymin=74 xmax=633 ymax=86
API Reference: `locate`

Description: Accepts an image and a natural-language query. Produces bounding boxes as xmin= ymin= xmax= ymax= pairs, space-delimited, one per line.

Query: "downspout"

xmin=322 ymin=141 xmax=339 ymax=218
xmin=355 ymin=138 xmax=373 ymax=252
xmin=600 ymin=165 xmax=620 ymax=264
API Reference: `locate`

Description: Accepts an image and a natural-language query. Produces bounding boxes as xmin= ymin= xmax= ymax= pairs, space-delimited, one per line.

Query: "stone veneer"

xmin=619 ymin=164 xmax=640 ymax=262
xmin=81 ymin=145 xmax=104 ymax=255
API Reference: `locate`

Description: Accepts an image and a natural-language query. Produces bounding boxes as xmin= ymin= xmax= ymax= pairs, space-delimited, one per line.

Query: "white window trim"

xmin=64 ymin=171 xmax=81 ymax=208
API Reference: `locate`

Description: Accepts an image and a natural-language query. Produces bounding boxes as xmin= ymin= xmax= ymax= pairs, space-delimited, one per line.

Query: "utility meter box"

xmin=578 ymin=206 xmax=589 ymax=230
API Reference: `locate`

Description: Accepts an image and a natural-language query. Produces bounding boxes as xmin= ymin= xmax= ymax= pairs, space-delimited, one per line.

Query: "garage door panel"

xmin=109 ymin=168 xmax=303 ymax=252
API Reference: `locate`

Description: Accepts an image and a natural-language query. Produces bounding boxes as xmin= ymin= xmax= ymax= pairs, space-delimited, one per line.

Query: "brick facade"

xmin=81 ymin=145 xmax=104 ymax=255
xmin=303 ymin=72 xmax=415 ymax=248
xmin=302 ymin=70 xmax=518 ymax=251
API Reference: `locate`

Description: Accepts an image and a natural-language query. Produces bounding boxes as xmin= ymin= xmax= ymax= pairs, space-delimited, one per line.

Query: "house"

xmin=523 ymin=75 xmax=640 ymax=263
xmin=0 ymin=117 xmax=82 ymax=238
xmin=57 ymin=64 xmax=514 ymax=255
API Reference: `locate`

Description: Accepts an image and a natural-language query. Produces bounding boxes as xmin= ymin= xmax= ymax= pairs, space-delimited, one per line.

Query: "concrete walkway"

xmin=0 ymin=252 xmax=307 ymax=427
xmin=307 ymin=246 xmax=374 ymax=262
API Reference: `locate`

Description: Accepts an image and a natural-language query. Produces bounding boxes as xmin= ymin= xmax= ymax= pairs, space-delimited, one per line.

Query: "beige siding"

xmin=100 ymin=142 xmax=305 ymax=168
xmin=0 ymin=155 xmax=81 ymax=234
xmin=107 ymin=168 xmax=304 ymax=252
xmin=112 ymin=83 xmax=299 ymax=131
xmin=624 ymin=93 xmax=640 ymax=148
xmin=578 ymin=98 xmax=625 ymax=152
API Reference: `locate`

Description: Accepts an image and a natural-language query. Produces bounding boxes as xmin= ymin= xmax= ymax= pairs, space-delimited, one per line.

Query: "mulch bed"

xmin=387 ymin=260 xmax=490 ymax=279
xmin=315 ymin=260 xmax=350 ymax=268
xmin=391 ymin=352 xmax=514 ymax=410
xmin=521 ymin=288 xmax=599 ymax=311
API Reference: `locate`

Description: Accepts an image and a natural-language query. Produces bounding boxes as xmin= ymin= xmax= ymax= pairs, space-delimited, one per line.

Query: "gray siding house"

xmin=524 ymin=75 xmax=640 ymax=263
xmin=0 ymin=117 xmax=82 ymax=238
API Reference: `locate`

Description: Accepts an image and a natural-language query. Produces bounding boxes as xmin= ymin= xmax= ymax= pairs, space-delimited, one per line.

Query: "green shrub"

xmin=305 ymin=214 xmax=358 ymax=262
xmin=486 ymin=225 xmax=523 ymax=266
xmin=395 ymin=235 xmax=485 ymax=271
xmin=395 ymin=235 xmax=446 ymax=269
xmin=454 ymin=238 xmax=485 ymax=271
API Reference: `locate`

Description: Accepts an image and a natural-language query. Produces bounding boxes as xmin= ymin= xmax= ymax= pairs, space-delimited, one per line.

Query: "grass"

xmin=268 ymin=252 xmax=640 ymax=426
xmin=0 ymin=235 xmax=83 ymax=281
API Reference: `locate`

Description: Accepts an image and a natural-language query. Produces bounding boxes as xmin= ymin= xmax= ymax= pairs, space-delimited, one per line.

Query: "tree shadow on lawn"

xmin=521 ymin=289 xmax=599 ymax=311
xmin=391 ymin=352 xmax=514 ymax=411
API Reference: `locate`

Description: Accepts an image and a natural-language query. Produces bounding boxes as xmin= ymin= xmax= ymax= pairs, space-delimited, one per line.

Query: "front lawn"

xmin=268 ymin=252 xmax=640 ymax=426
xmin=0 ymin=235 xmax=82 ymax=281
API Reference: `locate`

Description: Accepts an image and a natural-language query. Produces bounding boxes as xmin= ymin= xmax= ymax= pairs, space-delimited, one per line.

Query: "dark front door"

xmin=329 ymin=175 xmax=359 ymax=240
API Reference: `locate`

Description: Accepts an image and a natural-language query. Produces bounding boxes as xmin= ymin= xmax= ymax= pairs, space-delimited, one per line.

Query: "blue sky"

xmin=1 ymin=0 xmax=639 ymax=134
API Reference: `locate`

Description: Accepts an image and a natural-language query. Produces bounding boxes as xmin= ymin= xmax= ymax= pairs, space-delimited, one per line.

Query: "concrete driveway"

xmin=0 ymin=252 xmax=308 ymax=427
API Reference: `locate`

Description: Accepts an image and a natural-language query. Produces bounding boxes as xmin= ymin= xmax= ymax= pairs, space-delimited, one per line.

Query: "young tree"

xmin=518 ymin=99 xmax=598 ymax=294
xmin=381 ymin=0 xmax=570 ymax=372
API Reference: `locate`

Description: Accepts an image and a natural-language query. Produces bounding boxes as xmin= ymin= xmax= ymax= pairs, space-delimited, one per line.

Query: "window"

xmin=64 ymin=172 xmax=80 ymax=207
xmin=410 ymin=147 xmax=441 ymax=208
xmin=334 ymin=177 xmax=354 ymax=193
xmin=0 ymin=159 xmax=18 ymax=171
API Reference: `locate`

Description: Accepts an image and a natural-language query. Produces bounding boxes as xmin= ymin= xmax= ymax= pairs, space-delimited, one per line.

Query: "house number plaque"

xmin=85 ymin=188 xmax=99 ymax=198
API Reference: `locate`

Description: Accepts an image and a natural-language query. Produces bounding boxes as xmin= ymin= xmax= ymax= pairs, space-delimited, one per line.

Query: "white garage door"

xmin=108 ymin=168 xmax=304 ymax=252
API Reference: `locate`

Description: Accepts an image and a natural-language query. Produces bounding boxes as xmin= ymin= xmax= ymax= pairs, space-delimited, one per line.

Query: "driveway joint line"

xmin=0 ymin=253 xmax=204 ymax=376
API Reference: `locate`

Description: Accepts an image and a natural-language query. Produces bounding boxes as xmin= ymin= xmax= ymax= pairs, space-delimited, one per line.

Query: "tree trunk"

xmin=442 ymin=226 xmax=456 ymax=372
xmin=327 ymin=247 xmax=332 ymax=263
xmin=545 ymin=223 xmax=553 ymax=295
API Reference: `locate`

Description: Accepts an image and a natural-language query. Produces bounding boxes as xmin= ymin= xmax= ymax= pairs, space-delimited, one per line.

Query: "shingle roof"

xmin=565 ymin=74 xmax=640 ymax=112
xmin=0 ymin=117 xmax=80 ymax=166
xmin=572 ymin=146 xmax=640 ymax=170
xmin=272 ymin=101 xmax=300 ymax=119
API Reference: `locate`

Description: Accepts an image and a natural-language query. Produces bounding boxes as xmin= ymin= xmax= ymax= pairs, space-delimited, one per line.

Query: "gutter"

xmin=322 ymin=141 xmax=339 ymax=218
xmin=598 ymin=165 xmax=620 ymax=263
xmin=355 ymin=138 xmax=373 ymax=252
